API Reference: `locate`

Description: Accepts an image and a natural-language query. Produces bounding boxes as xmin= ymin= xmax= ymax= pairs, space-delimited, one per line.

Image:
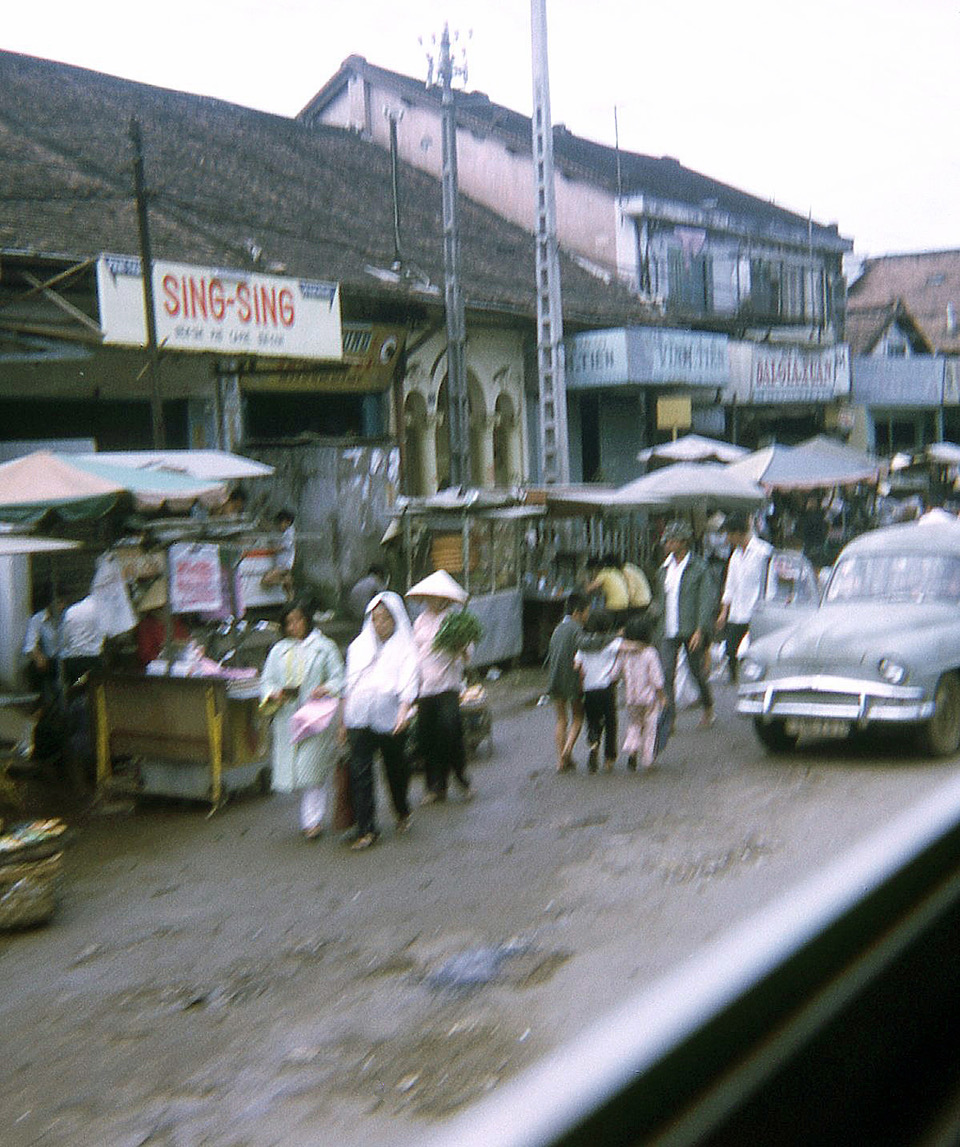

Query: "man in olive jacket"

xmin=652 ymin=519 xmax=718 ymax=738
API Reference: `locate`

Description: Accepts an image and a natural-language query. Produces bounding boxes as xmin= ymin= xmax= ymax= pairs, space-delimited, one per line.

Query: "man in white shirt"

xmin=654 ymin=519 xmax=718 ymax=735
xmin=716 ymin=512 xmax=773 ymax=682
xmin=60 ymin=594 xmax=105 ymax=687
xmin=23 ymin=588 xmax=64 ymax=699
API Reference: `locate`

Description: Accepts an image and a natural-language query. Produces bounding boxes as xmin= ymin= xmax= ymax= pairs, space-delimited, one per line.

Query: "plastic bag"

xmin=674 ymin=647 xmax=699 ymax=709
xmin=290 ymin=697 xmax=338 ymax=744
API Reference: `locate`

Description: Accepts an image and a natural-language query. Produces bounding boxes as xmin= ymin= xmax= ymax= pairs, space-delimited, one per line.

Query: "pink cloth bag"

xmin=289 ymin=696 xmax=338 ymax=744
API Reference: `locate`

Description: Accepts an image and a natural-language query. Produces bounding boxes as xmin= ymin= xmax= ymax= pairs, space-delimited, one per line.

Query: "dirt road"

xmin=2 ymin=670 xmax=958 ymax=1146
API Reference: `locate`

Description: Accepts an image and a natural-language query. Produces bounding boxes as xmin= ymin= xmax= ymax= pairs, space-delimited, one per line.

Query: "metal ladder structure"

xmin=437 ymin=25 xmax=471 ymax=489
xmin=530 ymin=0 xmax=570 ymax=485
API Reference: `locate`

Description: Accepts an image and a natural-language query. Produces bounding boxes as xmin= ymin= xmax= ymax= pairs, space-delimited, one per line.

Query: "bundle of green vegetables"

xmin=432 ymin=608 xmax=483 ymax=654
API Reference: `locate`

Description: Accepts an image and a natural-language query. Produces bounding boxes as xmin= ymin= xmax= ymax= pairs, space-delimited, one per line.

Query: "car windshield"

xmin=824 ymin=553 xmax=960 ymax=604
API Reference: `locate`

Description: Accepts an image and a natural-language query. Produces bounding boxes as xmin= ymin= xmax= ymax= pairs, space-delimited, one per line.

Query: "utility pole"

xmin=436 ymin=24 xmax=470 ymax=488
xmin=129 ymin=117 xmax=165 ymax=448
xmin=531 ymin=0 xmax=570 ymax=484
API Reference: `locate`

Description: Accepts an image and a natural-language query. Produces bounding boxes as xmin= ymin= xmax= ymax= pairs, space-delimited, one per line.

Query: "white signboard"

xmin=565 ymin=326 xmax=728 ymax=389
xmin=97 ymin=255 xmax=342 ymax=361
xmin=169 ymin=543 xmax=224 ymax=614
xmin=750 ymin=345 xmax=850 ymax=404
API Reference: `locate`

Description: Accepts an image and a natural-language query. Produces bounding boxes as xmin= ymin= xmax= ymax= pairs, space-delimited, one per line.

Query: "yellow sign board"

xmin=656 ymin=396 xmax=692 ymax=431
xmin=244 ymin=323 xmax=405 ymax=393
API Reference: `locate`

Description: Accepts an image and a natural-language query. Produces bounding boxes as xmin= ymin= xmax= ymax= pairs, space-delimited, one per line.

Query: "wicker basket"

xmin=0 ymin=851 xmax=62 ymax=930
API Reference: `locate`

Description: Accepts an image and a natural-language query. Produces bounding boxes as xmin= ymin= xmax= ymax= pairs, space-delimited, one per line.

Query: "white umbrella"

xmin=727 ymin=436 xmax=881 ymax=490
xmin=546 ymin=463 xmax=764 ymax=513
xmin=924 ymin=442 xmax=960 ymax=467
xmin=637 ymin=434 xmax=748 ymax=466
xmin=607 ymin=462 xmax=765 ymax=511
xmin=75 ymin=449 xmax=274 ymax=481
xmin=0 ymin=535 xmax=81 ymax=555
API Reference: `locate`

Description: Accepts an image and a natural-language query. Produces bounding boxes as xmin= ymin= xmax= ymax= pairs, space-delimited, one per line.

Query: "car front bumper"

xmin=738 ymin=674 xmax=934 ymax=726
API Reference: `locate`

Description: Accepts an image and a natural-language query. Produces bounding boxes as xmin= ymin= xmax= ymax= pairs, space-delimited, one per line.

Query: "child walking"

xmin=617 ymin=614 xmax=667 ymax=771
xmin=573 ymin=608 xmax=623 ymax=772
xmin=546 ymin=591 xmax=590 ymax=772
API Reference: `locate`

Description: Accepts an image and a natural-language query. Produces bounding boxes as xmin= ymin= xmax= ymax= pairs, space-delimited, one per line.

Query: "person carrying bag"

xmin=339 ymin=592 xmax=419 ymax=850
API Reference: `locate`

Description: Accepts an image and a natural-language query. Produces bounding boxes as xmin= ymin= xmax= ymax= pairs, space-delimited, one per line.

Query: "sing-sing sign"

xmin=96 ymin=254 xmax=342 ymax=362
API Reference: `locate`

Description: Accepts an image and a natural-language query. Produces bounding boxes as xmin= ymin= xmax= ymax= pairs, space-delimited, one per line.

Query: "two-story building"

xmin=302 ymin=56 xmax=854 ymax=477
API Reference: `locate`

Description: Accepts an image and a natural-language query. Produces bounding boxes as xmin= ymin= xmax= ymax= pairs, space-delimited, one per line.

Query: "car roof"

xmin=840 ymin=519 xmax=960 ymax=558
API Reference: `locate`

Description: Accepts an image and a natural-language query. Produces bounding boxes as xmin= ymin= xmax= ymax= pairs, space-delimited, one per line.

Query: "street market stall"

xmin=0 ymin=449 xmax=282 ymax=810
xmin=393 ymin=490 xmax=544 ymax=667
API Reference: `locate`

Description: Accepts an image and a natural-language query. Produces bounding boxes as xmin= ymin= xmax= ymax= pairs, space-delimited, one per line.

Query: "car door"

xmin=747 ymin=549 xmax=821 ymax=644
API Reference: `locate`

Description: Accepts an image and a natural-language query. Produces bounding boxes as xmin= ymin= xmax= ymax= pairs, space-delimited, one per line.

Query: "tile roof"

xmin=302 ymin=55 xmax=851 ymax=251
xmin=844 ymin=299 xmax=932 ymax=356
xmin=847 ymin=250 xmax=960 ymax=354
xmin=0 ymin=50 xmax=648 ymax=327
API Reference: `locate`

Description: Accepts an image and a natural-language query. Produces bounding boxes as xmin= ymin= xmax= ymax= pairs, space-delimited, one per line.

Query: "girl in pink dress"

xmin=617 ymin=614 xmax=668 ymax=770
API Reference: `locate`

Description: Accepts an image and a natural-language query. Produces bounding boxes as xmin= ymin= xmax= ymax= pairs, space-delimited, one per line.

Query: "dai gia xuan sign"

xmin=96 ymin=255 xmax=342 ymax=361
xmin=750 ymin=345 xmax=850 ymax=403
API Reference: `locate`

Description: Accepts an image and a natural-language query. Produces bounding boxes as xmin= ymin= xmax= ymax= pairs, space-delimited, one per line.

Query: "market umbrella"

xmin=637 ymin=434 xmax=749 ymax=467
xmin=0 ymin=533 xmax=82 ymax=556
xmin=62 ymin=455 xmax=227 ymax=512
xmin=74 ymin=449 xmax=274 ymax=482
xmin=0 ymin=450 xmax=124 ymax=524
xmin=545 ymin=463 xmax=763 ymax=514
xmin=922 ymin=442 xmax=960 ymax=467
xmin=726 ymin=436 xmax=882 ymax=490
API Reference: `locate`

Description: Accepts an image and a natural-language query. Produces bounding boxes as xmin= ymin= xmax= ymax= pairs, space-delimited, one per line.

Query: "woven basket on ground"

xmin=0 ymin=850 xmax=62 ymax=930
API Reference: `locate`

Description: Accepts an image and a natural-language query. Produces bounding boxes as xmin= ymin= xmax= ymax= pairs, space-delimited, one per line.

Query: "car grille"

xmin=775 ymin=689 xmax=861 ymax=711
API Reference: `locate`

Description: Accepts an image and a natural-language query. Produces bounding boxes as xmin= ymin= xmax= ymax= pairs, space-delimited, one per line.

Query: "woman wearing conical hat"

xmin=406 ymin=570 xmax=474 ymax=805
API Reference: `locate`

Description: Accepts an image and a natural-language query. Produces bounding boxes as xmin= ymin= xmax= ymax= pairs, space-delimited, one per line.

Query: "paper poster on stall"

xmin=169 ymin=543 xmax=224 ymax=614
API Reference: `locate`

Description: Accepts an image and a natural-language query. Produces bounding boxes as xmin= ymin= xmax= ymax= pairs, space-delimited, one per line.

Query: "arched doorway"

xmin=402 ymin=391 xmax=429 ymax=496
xmin=435 ymin=373 xmax=490 ymax=488
xmin=493 ymin=392 xmax=519 ymax=487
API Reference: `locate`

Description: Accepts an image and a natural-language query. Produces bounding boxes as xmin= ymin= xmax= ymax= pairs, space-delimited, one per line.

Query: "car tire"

xmin=753 ymin=717 xmax=799 ymax=753
xmin=918 ymin=673 xmax=960 ymax=758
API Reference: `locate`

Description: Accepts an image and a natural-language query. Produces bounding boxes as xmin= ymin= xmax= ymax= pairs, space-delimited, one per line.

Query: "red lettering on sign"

xmin=279 ymin=288 xmax=294 ymax=327
xmin=162 ymin=274 xmax=180 ymax=317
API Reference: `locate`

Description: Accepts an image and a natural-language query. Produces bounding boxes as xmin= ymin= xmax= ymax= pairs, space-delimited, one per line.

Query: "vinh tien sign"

xmin=96 ymin=255 xmax=342 ymax=361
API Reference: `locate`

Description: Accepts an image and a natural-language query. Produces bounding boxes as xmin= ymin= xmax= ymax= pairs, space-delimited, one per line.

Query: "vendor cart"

xmin=395 ymin=490 xmax=544 ymax=668
xmin=93 ymin=672 xmax=269 ymax=812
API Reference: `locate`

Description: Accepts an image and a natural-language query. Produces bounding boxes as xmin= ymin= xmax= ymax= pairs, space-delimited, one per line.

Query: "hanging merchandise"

xmin=91 ymin=553 xmax=137 ymax=637
xmin=168 ymin=542 xmax=224 ymax=614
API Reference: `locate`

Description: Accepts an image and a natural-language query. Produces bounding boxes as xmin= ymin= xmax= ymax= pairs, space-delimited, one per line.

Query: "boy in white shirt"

xmin=574 ymin=609 xmax=624 ymax=772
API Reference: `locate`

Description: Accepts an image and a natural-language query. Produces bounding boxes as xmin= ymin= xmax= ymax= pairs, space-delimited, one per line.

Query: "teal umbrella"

xmin=59 ymin=455 xmax=226 ymax=511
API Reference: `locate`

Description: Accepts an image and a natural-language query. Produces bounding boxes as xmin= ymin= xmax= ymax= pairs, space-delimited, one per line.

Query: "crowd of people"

xmin=258 ymin=569 xmax=476 ymax=851
xmin=546 ymin=511 xmax=772 ymax=774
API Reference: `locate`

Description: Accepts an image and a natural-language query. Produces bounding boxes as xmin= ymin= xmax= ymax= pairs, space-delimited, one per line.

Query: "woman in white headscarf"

xmin=260 ymin=600 xmax=344 ymax=838
xmin=340 ymin=591 xmax=419 ymax=850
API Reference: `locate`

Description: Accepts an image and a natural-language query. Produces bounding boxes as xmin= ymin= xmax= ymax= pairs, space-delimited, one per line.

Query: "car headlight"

xmin=740 ymin=658 xmax=765 ymax=683
xmin=878 ymin=658 xmax=908 ymax=685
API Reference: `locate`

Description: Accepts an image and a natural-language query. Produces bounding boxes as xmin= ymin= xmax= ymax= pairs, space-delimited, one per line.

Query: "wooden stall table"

xmin=92 ymin=672 xmax=270 ymax=813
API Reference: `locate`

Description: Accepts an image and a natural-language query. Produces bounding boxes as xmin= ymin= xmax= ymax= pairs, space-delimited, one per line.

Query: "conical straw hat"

xmin=405 ymin=569 xmax=468 ymax=603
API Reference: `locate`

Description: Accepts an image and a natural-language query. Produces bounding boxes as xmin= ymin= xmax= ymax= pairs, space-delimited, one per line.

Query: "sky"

xmin=4 ymin=0 xmax=959 ymax=260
